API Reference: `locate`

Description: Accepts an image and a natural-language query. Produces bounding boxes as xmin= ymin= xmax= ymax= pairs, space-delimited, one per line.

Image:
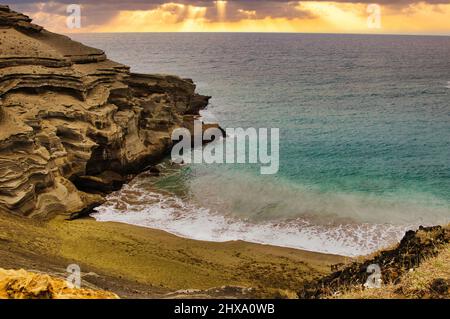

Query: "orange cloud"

xmin=215 ymin=1 xmax=227 ymax=22
xmin=23 ymin=1 xmax=450 ymax=35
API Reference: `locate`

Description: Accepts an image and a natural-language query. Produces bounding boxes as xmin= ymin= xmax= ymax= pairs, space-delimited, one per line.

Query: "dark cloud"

xmin=2 ymin=0 xmax=312 ymax=26
xmin=1 ymin=0 xmax=448 ymax=28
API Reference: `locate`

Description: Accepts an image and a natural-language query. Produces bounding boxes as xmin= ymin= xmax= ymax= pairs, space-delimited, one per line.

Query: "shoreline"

xmin=92 ymin=205 xmax=407 ymax=258
xmin=91 ymin=170 xmax=423 ymax=257
xmin=92 ymin=215 xmax=353 ymax=258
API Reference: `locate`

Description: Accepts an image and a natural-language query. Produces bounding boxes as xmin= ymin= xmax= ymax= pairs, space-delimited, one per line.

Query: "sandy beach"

xmin=0 ymin=210 xmax=346 ymax=298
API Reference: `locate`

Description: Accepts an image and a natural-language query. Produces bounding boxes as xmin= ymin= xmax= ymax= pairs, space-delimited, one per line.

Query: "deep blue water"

xmin=76 ymin=33 xmax=450 ymax=255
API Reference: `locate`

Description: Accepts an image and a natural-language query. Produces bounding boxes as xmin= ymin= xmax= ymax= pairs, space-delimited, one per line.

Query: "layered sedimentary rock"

xmin=0 ymin=6 xmax=212 ymax=218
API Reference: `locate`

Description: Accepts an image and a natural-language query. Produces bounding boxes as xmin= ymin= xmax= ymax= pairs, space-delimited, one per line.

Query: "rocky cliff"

xmin=0 ymin=5 xmax=211 ymax=218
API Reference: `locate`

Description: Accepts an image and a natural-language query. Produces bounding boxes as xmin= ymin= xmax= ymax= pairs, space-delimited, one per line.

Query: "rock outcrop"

xmin=0 ymin=6 xmax=212 ymax=218
xmin=298 ymin=225 xmax=450 ymax=298
xmin=0 ymin=268 xmax=118 ymax=299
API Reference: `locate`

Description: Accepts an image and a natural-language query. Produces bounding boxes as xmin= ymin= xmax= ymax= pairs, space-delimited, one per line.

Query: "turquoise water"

xmin=75 ymin=33 xmax=450 ymax=255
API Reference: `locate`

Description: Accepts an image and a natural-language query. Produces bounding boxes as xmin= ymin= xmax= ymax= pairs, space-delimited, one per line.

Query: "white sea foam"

xmin=93 ymin=182 xmax=419 ymax=257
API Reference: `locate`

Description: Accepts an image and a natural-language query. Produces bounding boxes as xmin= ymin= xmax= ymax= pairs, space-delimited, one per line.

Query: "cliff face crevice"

xmin=0 ymin=6 xmax=212 ymax=218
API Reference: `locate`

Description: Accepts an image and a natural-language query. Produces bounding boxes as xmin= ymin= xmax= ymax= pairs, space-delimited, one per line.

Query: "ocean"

xmin=71 ymin=33 xmax=450 ymax=256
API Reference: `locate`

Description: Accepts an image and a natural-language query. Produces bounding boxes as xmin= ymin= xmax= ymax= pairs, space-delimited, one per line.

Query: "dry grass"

xmin=398 ymin=245 xmax=450 ymax=297
xmin=335 ymin=243 xmax=450 ymax=299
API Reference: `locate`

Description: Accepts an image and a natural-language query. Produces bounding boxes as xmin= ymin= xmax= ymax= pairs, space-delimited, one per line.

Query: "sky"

xmin=4 ymin=1 xmax=450 ymax=35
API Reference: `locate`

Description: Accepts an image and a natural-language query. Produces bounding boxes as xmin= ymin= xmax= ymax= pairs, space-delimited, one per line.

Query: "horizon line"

xmin=65 ymin=31 xmax=450 ymax=37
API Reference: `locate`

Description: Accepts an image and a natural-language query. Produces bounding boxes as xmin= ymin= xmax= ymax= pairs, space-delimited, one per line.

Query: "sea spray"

xmin=93 ymin=167 xmax=450 ymax=256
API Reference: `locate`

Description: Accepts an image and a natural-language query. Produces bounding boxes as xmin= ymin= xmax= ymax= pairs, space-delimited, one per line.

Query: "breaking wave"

xmin=92 ymin=169 xmax=449 ymax=257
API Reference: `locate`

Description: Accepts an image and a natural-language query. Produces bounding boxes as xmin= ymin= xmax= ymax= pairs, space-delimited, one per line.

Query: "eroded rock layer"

xmin=0 ymin=6 xmax=211 ymax=218
xmin=0 ymin=268 xmax=118 ymax=299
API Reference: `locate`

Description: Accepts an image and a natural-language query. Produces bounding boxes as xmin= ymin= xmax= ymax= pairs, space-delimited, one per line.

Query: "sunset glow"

xmin=215 ymin=1 xmax=227 ymax=22
xmin=11 ymin=1 xmax=450 ymax=35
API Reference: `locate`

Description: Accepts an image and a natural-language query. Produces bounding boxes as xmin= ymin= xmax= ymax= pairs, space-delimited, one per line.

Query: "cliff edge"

xmin=0 ymin=5 xmax=211 ymax=218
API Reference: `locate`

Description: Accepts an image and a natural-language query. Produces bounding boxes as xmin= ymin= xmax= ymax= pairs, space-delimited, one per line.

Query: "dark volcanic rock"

xmin=430 ymin=278 xmax=449 ymax=296
xmin=298 ymin=226 xmax=450 ymax=299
